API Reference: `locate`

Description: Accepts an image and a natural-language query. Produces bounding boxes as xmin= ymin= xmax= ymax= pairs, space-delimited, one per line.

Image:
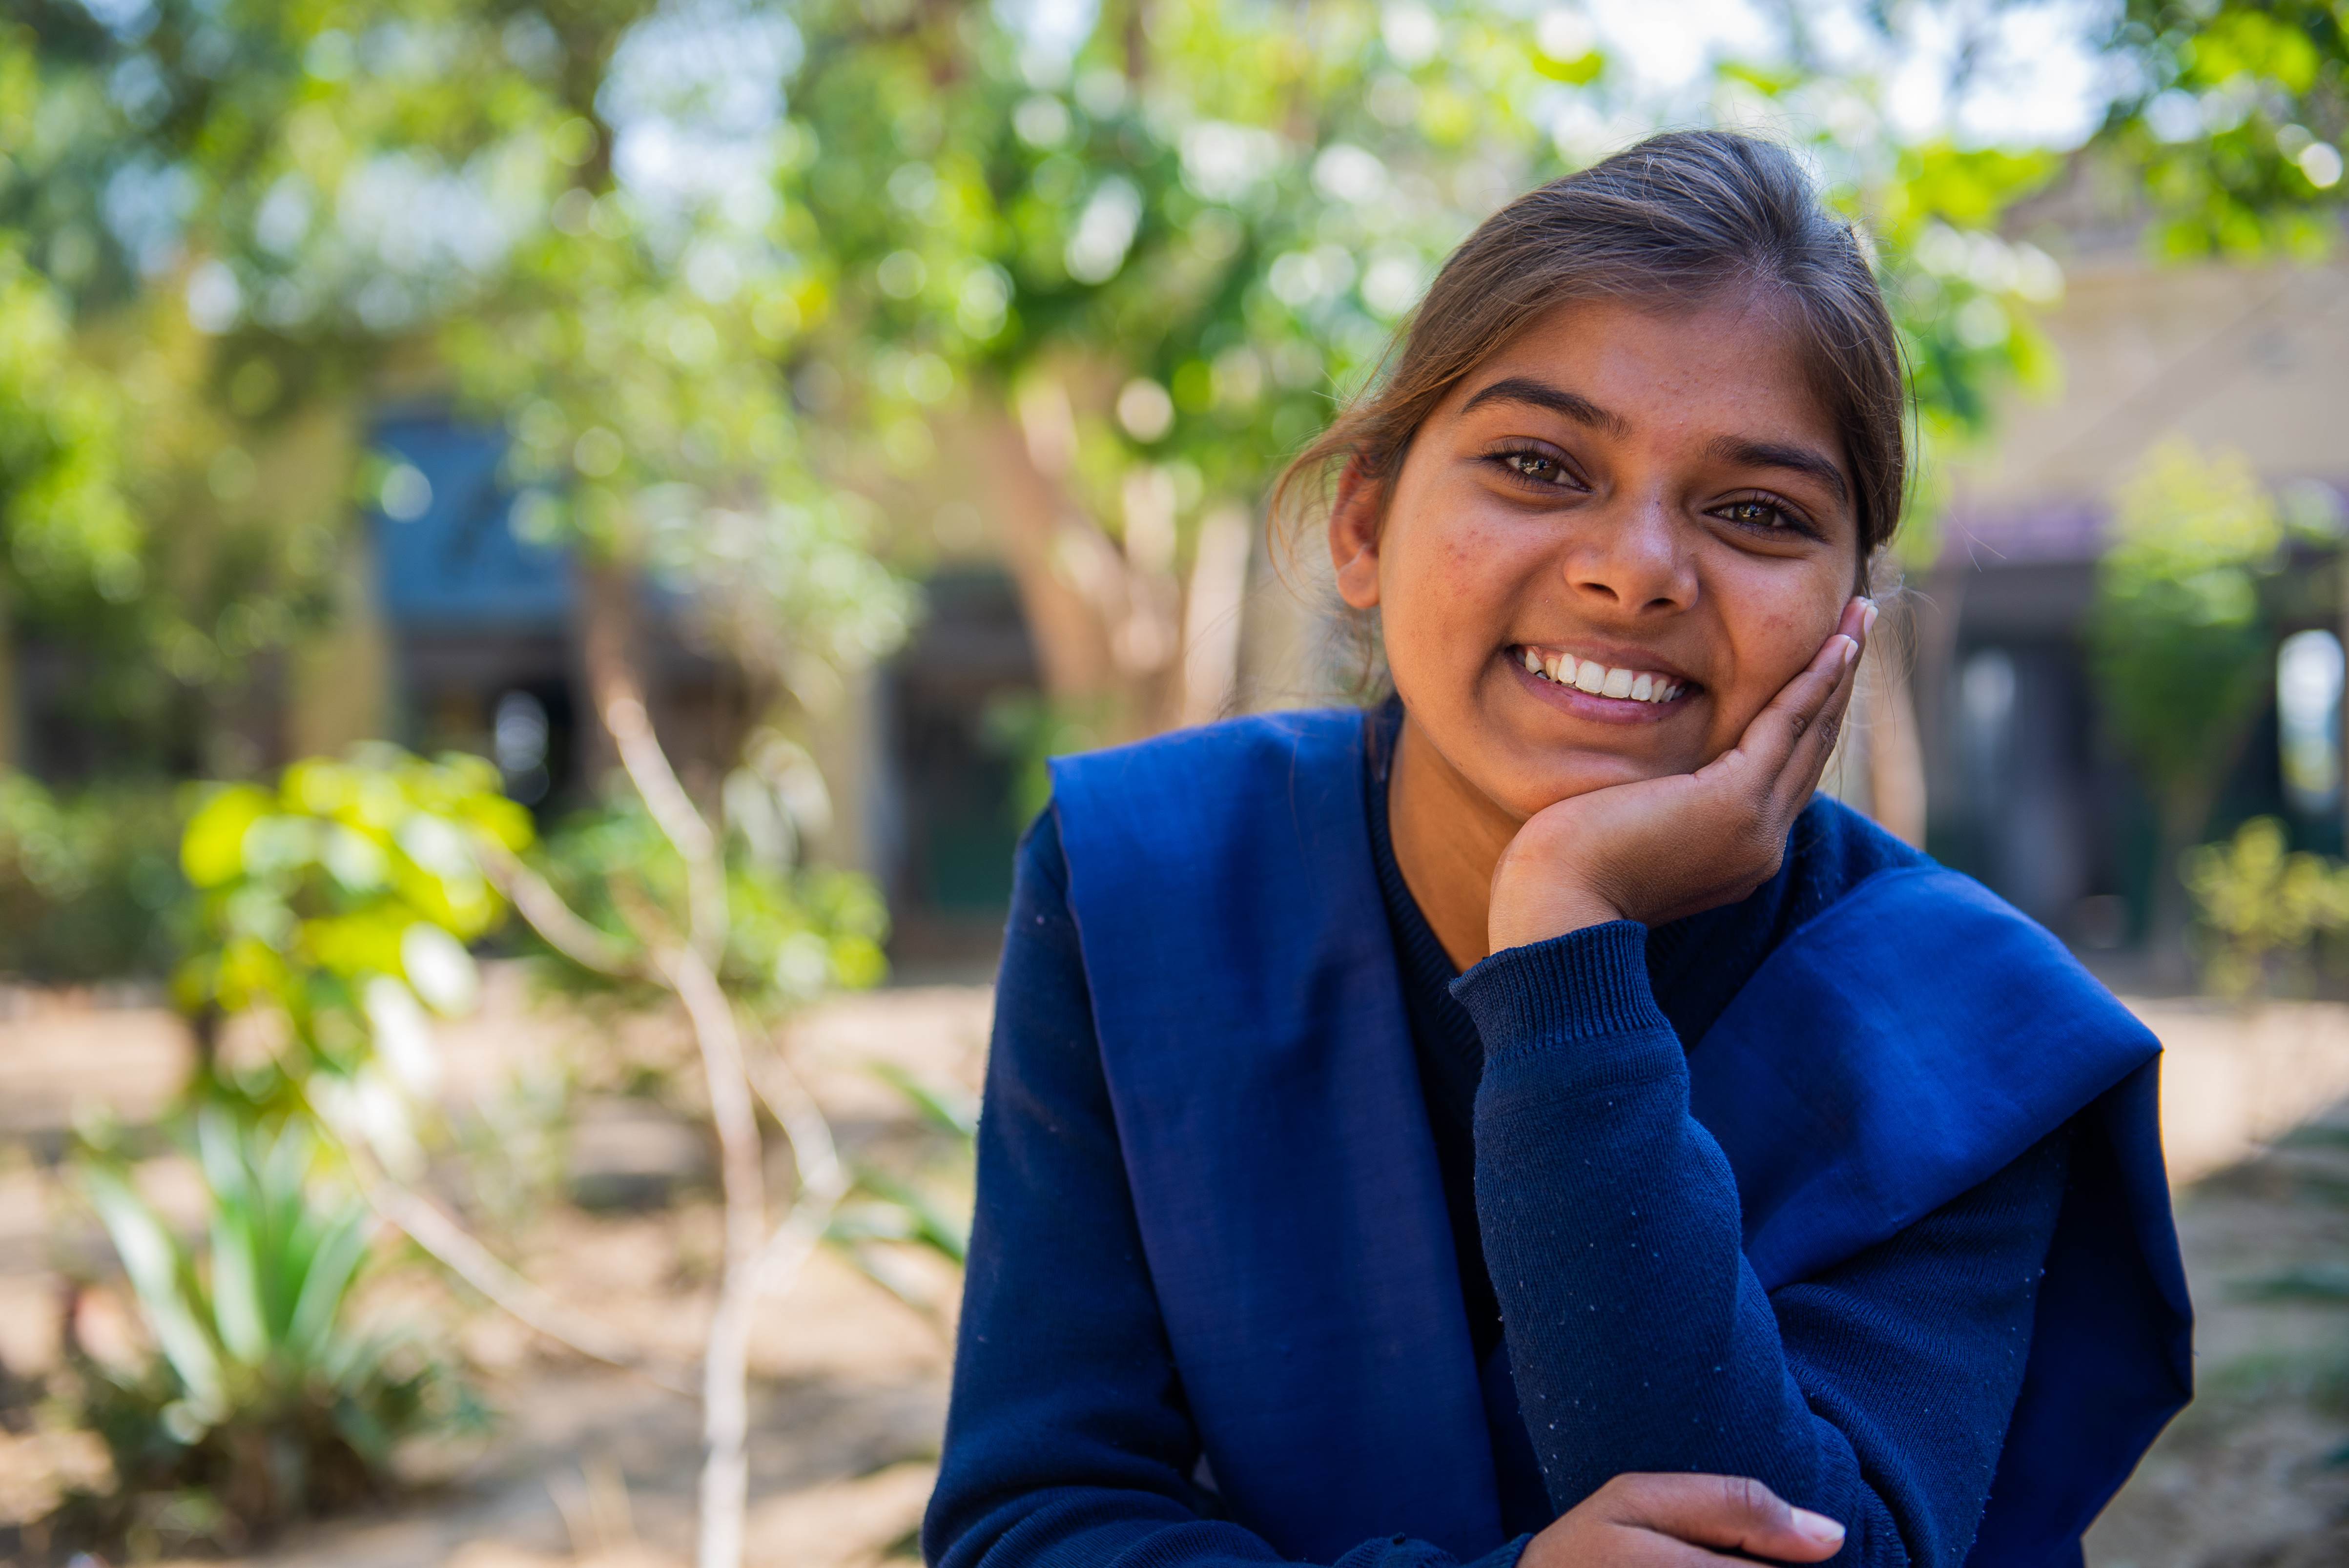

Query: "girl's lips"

xmin=1503 ymin=648 xmax=1697 ymax=723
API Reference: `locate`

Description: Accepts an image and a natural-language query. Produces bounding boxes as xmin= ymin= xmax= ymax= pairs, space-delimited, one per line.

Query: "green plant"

xmin=2185 ymin=816 xmax=2349 ymax=999
xmin=158 ymin=719 xmax=898 ymax=1565
xmin=55 ymin=1107 xmax=478 ymax=1554
xmin=527 ymin=768 xmax=889 ymax=1018
xmin=172 ymin=746 xmax=532 ymax=1152
xmin=826 ymin=1062 xmax=976 ymax=1326
xmin=982 ymin=694 xmax=1113 ymax=828
xmin=0 ymin=772 xmax=184 ymax=980
xmin=2088 ymin=440 xmax=2288 ymax=953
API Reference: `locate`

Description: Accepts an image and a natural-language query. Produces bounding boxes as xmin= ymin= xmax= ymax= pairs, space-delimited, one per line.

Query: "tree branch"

xmin=656 ymin=940 xmax=770 ymax=1568
xmin=605 ymin=693 xmax=730 ymax=964
xmin=344 ymin=1147 xmax=693 ymax=1397
xmin=476 ymin=841 xmax=645 ymax=980
xmin=748 ymin=1044 xmax=849 ymax=1293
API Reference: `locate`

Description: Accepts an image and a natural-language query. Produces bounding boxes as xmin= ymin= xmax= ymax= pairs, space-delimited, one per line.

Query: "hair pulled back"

xmin=1274 ymin=129 xmax=1907 ymax=562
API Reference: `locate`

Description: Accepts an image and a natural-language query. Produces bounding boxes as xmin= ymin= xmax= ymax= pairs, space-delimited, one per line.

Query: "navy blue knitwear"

xmin=926 ymin=717 xmax=2072 ymax=1568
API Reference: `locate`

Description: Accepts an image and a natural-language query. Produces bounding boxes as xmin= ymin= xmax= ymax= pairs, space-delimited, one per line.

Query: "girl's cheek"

xmin=1709 ymin=584 xmax=1834 ymax=741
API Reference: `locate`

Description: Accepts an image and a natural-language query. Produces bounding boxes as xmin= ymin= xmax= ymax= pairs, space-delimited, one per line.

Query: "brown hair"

xmin=1272 ymin=129 xmax=1908 ymax=572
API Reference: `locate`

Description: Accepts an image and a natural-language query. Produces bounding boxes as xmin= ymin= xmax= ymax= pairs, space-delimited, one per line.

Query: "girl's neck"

xmin=1388 ymin=709 xmax=1523 ymax=972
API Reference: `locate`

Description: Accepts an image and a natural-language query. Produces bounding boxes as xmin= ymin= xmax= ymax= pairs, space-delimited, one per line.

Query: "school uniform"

xmin=925 ymin=705 xmax=2190 ymax=1568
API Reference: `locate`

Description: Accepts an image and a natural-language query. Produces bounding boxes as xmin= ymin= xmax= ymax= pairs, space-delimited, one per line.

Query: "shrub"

xmin=2184 ymin=816 xmax=2349 ymax=999
xmin=52 ymin=1108 xmax=480 ymax=1554
xmin=527 ymin=776 xmax=888 ymax=1016
xmin=0 ymin=773 xmax=183 ymax=981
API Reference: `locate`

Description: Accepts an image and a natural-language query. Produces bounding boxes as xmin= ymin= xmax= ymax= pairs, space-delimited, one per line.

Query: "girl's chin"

xmin=1476 ymin=747 xmax=1683 ymax=819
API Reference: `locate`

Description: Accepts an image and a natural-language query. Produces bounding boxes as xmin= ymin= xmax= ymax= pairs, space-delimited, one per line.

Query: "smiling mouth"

xmin=1511 ymin=645 xmax=1692 ymax=705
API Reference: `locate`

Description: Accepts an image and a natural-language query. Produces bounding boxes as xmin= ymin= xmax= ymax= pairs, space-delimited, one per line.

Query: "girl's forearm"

xmin=1455 ymin=921 xmax=2062 ymax=1567
xmin=1459 ymin=922 xmax=1839 ymax=1505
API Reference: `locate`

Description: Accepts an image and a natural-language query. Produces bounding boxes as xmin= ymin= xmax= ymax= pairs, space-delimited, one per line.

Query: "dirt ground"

xmin=5 ymin=978 xmax=2349 ymax=1567
xmin=0 ymin=977 xmax=992 ymax=1568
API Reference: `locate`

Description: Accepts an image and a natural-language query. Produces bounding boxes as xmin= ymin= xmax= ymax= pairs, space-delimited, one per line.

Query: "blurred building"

xmin=290 ymin=414 xmax=1045 ymax=967
xmin=1926 ymin=255 xmax=2349 ymax=946
xmin=37 ymin=256 xmax=2336 ymax=970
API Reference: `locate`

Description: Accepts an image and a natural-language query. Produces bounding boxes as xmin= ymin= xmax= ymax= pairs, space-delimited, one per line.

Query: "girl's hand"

xmin=1488 ymin=598 xmax=1873 ymax=950
xmin=1519 ymin=1473 xmax=1847 ymax=1567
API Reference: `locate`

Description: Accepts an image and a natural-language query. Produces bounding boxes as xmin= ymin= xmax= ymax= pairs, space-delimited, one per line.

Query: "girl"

xmin=924 ymin=130 xmax=2189 ymax=1568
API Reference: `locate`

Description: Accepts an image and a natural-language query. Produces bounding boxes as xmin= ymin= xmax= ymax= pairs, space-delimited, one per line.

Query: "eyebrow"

xmin=1460 ymin=374 xmax=1853 ymax=509
xmin=1458 ymin=376 xmax=1631 ymax=437
xmin=1706 ymin=435 xmax=1850 ymax=506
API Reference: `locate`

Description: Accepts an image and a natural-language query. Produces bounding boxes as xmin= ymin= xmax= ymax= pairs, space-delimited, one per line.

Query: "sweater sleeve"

xmin=1452 ymin=920 xmax=2071 ymax=1568
xmin=924 ymin=810 xmax=1527 ymax=1568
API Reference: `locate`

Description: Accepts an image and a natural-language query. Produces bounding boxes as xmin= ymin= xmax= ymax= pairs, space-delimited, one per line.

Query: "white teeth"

xmin=1518 ymin=648 xmax=1686 ymax=704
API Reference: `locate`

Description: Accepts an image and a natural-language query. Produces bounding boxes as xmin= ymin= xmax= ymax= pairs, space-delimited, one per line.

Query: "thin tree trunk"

xmin=1863 ymin=639 xmax=1929 ymax=846
xmin=659 ymin=941 xmax=765 ymax=1568
xmin=969 ymin=408 xmax=1120 ymax=703
xmin=1178 ymin=504 xmax=1252 ymax=728
xmin=577 ymin=550 xmax=763 ymax=1568
xmin=575 ymin=558 xmax=644 ymax=789
xmin=2149 ymin=789 xmax=2209 ymax=990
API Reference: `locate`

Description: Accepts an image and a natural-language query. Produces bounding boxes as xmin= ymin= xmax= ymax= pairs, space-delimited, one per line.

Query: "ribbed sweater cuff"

xmin=1450 ymin=919 xmax=1673 ymax=1055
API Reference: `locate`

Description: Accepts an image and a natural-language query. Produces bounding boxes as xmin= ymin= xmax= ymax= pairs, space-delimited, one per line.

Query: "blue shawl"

xmin=1049 ymin=708 xmax=2191 ymax=1568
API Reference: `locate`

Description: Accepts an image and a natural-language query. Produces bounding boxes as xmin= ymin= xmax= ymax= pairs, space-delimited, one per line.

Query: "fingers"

xmin=1593 ymin=1472 xmax=1848 ymax=1563
xmin=1702 ymin=597 xmax=1871 ymax=801
xmin=1772 ymin=598 xmax=1875 ymax=813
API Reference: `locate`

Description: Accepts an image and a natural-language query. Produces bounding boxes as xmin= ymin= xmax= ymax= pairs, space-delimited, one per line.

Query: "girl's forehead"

xmin=1442 ymin=295 xmax=1839 ymax=441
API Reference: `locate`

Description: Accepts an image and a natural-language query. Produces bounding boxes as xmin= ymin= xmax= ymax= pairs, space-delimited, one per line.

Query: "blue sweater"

xmin=926 ymin=736 xmax=2072 ymax=1568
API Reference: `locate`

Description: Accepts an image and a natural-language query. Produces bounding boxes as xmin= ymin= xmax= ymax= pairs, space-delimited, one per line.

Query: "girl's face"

xmin=1331 ymin=293 xmax=1863 ymax=823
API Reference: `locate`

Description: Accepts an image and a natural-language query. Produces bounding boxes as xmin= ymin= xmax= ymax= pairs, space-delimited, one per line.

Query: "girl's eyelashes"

xmin=1481 ymin=441 xmax=1586 ymax=493
xmin=1475 ymin=447 xmax=1827 ymax=542
xmin=1710 ymin=493 xmax=1821 ymax=541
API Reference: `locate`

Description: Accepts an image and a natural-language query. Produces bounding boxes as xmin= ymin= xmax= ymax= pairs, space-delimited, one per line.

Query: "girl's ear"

xmin=1329 ymin=460 xmax=1384 ymax=611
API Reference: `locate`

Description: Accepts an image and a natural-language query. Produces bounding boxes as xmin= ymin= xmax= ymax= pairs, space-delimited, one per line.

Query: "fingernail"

xmin=1839 ymin=636 xmax=1859 ymax=667
xmin=1790 ymin=1507 xmax=1846 ymax=1546
xmin=1861 ymin=601 xmax=1879 ymax=635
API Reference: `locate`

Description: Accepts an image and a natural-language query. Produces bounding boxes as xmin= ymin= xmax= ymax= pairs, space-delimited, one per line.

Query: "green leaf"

xmin=869 ymin=1060 xmax=978 ymax=1140
xmin=850 ymin=1166 xmax=970 ymax=1264
xmin=82 ymin=1162 xmax=225 ymax=1415
xmin=181 ymin=786 xmax=273 ymax=889
xmin=288 ymin=1203 xmax=374 ymax=1366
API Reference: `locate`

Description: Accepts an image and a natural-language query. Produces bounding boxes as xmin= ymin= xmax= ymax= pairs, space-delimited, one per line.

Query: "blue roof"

xmin=371 ymin=414 xmax=572 ymax=631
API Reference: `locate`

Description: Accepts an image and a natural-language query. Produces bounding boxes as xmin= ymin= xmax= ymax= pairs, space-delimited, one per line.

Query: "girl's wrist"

xmin=1453 ymin=919 xmax=1671 ymax=1054
xmin=1487 ymin=880 xmax=1628 ymax=952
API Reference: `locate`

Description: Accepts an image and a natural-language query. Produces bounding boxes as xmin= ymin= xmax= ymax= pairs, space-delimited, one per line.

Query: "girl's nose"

xmin=1561 ymin=495 xmax=1695 ymax=614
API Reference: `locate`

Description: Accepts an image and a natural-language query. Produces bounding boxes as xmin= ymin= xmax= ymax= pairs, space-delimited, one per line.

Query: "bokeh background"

xmin=1 ymin=1 xmax=2347 ymax=1565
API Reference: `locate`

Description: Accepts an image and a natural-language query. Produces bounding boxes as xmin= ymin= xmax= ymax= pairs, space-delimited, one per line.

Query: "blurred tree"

xmin=0 ymin=17 xmax=346 ymax=779
xmin=2103 ymin=0 xmax=2347 ymax=257
xmin=5 ymin=0 xmax=2343 ymax=778
xmin=2088 ymin=439 xmax=2286 ymax=960
xmin=3 ymin=1 xmax=2079 ymax=764
xmin=772 ymin=2 xmax=2077 ymax=741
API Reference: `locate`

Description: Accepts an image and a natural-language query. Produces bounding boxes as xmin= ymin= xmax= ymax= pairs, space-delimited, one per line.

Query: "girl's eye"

xmin=1715 ymin=497 xmax=1808 ymax=535
xmin=1488 ymin=448 xmax=1576 ymax=488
